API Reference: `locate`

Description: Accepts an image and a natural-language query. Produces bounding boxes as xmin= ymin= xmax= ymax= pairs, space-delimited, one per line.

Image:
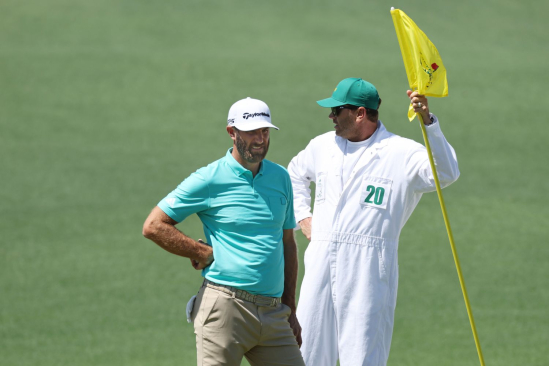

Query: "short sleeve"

xmin=157 ymin=171 xmax=210 ymax=222
xmin=283 ymin=175 xmax=297 ymax=230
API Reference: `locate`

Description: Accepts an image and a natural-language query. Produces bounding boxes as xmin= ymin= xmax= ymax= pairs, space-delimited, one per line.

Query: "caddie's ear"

xmin=355 ymin=106 xmax=367 ymax=122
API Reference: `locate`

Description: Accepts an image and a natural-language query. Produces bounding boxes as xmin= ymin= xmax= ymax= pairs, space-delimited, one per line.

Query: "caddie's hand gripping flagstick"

xmin=390 ymin=7 xmax=486 ymax=366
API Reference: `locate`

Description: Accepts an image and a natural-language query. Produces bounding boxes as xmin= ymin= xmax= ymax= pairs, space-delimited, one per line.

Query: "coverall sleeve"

xmin=406 ymin=115 xmax=460 ymax=193
xmin=288 ymin=142 xmax=316 ymax=224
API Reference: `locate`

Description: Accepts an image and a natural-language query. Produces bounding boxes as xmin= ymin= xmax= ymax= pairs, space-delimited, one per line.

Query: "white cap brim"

xmin=231 ymin=121 xmax=279 ymax=131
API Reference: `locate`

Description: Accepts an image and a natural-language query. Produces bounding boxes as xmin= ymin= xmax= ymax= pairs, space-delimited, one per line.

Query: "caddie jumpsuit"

xmin=288 ymin=118 xmax=459 ymax=366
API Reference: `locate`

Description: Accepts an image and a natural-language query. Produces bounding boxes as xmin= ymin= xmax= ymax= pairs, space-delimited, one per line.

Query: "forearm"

xmin=143 ymin=208 xmax=212 ymax=263
xmin=148 ymin=223 xmax=211 ymax=261
xmin=281 ymin=231 xmax=299 ymax=310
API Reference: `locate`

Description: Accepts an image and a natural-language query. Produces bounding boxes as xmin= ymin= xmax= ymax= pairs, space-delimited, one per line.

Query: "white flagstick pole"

xmin=416 ymin=112 xmax=486 ymax=366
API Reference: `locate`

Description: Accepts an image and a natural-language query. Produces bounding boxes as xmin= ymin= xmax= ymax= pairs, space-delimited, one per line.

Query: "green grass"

xmin=1 ymin=0 xmax=548 ymax=365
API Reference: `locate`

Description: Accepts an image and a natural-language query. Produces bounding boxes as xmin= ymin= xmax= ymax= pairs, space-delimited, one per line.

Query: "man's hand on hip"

xmin=299 ymin=217 xmax=312 ymax=241
xmin=190 ymin=239 xmax=214 ymax=270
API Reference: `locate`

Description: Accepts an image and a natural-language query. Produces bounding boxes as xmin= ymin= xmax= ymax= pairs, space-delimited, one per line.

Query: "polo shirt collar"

xmin=225 ymin=148 xmax=264 ymax=177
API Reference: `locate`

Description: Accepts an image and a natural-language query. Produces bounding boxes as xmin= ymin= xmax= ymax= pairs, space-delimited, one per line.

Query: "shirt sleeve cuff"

xmin=425 ymin=113 xmax=438 ymax=126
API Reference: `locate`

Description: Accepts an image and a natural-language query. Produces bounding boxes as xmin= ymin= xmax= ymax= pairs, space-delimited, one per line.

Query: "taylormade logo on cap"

xmin=227 ymin=97 xmax=279 ymax=131
xmin=243 ymin=112 xmax=270 ymax=120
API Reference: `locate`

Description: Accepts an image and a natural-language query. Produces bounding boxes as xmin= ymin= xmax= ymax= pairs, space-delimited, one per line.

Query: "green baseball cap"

xmin=317 ymin=78 xmax=381 ymax=110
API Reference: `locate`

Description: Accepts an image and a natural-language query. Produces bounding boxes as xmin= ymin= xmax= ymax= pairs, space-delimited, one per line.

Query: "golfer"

xmin=143 ymin=97 xmax=304 ymax=366
xmin=288 ymin=78 xmax=460 ymax=366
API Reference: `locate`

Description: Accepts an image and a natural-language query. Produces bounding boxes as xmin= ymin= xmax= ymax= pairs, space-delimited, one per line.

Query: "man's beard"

xmin=235 ymin=132 xmax=269 ymax=164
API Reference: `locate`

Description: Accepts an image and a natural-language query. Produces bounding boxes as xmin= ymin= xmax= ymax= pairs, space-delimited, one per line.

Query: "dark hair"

xmin=366 ymin=98 xmax=382 ymax=122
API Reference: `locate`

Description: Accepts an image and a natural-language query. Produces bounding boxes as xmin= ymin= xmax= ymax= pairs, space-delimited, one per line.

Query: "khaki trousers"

xmin=191 ymin=283 xmax=305 ymax=366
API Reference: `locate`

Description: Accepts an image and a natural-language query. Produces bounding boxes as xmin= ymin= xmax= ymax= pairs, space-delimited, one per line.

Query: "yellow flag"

xmin=390 ymin=8 xmax=448 ymax=121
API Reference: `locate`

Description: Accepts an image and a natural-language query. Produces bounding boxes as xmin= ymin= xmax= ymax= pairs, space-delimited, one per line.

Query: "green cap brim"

xmin=316 ymin=97 xmax=345 ymax=108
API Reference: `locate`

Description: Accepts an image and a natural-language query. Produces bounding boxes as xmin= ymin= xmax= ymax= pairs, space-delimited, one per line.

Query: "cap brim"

xmin=316 ymin=97 xmax=345 ymax=108
xmin=232 ymin=121 xmax=279 ymax=131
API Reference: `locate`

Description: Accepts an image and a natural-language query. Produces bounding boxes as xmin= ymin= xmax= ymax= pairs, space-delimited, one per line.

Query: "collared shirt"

xmin=158 ymin=148 xmax=296 ymax=297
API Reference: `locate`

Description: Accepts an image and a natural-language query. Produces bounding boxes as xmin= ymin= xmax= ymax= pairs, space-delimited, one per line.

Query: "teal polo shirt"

xmin=158 ymin=148 xmax=296 ymax=297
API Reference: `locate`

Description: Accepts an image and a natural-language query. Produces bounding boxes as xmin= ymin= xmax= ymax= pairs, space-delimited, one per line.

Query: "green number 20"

xmin=364 ymin=185 xmax=385 ymax=205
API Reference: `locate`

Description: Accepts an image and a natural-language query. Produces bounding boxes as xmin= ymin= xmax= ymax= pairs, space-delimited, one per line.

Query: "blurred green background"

xmin=1 ymin=0 xmax=547 ymax=365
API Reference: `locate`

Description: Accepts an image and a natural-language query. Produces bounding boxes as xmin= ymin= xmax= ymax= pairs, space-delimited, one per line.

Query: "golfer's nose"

xmin=253 ymin=131 xmax=264 ymax=143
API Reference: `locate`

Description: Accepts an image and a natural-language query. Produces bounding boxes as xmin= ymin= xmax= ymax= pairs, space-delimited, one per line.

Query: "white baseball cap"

xmin=227 ymin=97 xmax=279 ymax=131
xmin=227 ymin=98 xmax=246 ymax=125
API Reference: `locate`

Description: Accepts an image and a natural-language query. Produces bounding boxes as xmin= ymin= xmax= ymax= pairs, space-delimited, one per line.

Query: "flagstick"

xmin=417 ymin=113 xmax=486 ymax=366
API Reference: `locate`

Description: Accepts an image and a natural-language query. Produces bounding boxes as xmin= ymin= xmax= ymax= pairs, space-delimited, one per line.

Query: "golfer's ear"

xmin=227 ymin=126 xmax=236 ymax=138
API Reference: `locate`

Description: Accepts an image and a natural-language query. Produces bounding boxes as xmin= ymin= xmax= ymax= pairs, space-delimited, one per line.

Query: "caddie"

xmin=143 ymin=97 xmax=305 ymax=366
xmin=288 ymin=78 xmax=460 ymax=366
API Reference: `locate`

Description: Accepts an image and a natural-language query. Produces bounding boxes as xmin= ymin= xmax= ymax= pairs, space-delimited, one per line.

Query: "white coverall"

xmin=288 ymin=117 xmax=459 ymax=366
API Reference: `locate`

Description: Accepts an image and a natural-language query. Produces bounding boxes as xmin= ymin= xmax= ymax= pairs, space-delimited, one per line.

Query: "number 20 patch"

xmin=360 ymin=177 xmax=392 ymax=209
